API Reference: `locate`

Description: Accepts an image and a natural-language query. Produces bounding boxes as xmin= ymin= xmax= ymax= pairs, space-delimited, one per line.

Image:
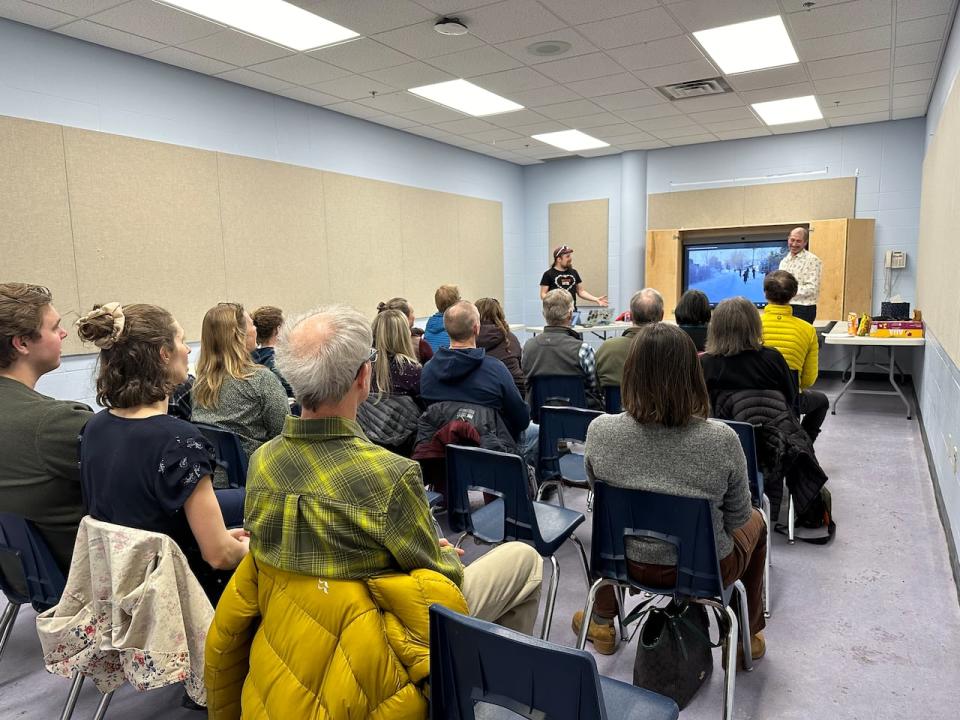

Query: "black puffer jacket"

xmin=356 ymin=393 xmax=421 ymax=450
xmin=413 ymin=400 xmax=518 ymax=457
xmin=712 ymin=389 xmax=827 ymax=520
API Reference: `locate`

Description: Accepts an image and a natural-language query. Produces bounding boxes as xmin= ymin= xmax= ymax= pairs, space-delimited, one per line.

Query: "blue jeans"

xmin=520 ymin=423 xmax=540 ymax=469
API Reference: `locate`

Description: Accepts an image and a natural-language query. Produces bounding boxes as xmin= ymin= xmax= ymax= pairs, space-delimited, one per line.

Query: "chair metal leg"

xmin=540 ymin=555 xmax=561 ymax=641
xmin=788 ymin=495 xmax=796 ymax=544
xmin=762 ymin=494 xmax=771 ymax=618
xmin=586 ymin=489 xmax=593 ymax=511
xmin=92 ymin=690 xmax=114 ymax=720
xmin=576 ymin=578 xmax=606 ymax=650
xmin=733 ymin=580 xmax=753 ymax=672
xmin=569 ymin=535 xmax=591 ymax=587
xmin=58 ymin=671 xmax=84 ymax=720
xmin=454 ymin=531 xmax=470 ymax=550
xmin=614 ymin=585 xmax=628 ymax=641
xmin=0 ymin=601 xmax=21 ymax=665
xmin=721 ymin=605 xmax=739 ymax=720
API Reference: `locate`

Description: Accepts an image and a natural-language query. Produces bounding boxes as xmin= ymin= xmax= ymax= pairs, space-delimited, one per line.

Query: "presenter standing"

xmin=779 ymin=227 xmax=821 ymax=323
xmin=539 ymin=246 xmax=608 ymax=324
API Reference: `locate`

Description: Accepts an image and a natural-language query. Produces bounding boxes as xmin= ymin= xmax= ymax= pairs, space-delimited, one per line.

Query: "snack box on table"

xmin=868 ymin=321 xmax=924 ymax=338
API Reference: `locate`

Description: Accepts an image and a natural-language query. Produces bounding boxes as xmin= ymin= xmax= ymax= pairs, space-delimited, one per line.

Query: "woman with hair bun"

xmin=377 ymin=297 xmax=433 ymax=364
xmin=250 ymin=305 xmax=293 ymax=398
xmin=76 ymin=303 xmax=248 ymax=602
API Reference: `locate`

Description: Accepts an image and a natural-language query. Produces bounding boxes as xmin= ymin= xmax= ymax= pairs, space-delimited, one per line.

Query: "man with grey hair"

xmin=596 ymin=288 xmax=663 ymax=389
xmin=778 ymin=226 xmax=821 ymax=323
xmin=245 ymin=304 xmax=543 ymax=633
xmin=522 ymin=289 xmax=602 ymax=410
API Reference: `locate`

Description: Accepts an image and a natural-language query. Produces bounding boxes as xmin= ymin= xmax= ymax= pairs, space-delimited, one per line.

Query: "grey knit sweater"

xmin=584 ymin=414 xmax=752 ymax=565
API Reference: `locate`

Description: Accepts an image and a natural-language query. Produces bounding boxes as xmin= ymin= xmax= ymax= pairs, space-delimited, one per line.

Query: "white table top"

xmin=823 ymin=322 xmax=926 ymax=347
xmin=508 ymin=323 xmax=525 ymax=332
xmin=525 ymin=321 xmax=634 ymax=334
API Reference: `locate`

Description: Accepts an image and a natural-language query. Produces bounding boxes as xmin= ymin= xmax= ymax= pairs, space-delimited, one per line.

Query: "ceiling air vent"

xmin=656 ymin=77 xmax=733 ymax=101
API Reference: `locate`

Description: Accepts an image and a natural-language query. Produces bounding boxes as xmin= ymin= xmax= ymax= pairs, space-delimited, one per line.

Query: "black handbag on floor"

xmin=633 ymin=600 xmax=715 ymax=709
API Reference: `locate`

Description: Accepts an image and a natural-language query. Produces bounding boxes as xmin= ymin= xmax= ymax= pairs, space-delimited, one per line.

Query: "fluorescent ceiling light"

xmin=693 ymin=15 xmax=798 ymax=74
xmin=157 ymin=0 xmax=358 ymax=51
xmin=408 ymin=79 xmax=523 ymax=117
xmin=751 ymin=95 xmax=823 ymax=125
xmin=531 ymin=130 xmax=609 ymax=152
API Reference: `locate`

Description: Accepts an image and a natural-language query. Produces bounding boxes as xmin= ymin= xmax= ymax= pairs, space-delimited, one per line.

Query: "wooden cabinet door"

xmin=645 ymin=229 xmax=681 ymax=312
xmin=808 ymin=219 xmax=848 ymax=320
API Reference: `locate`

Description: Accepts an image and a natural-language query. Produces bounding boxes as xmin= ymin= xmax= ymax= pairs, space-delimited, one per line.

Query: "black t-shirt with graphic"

xmin=540 ymin=267 xmax=582 ymax=308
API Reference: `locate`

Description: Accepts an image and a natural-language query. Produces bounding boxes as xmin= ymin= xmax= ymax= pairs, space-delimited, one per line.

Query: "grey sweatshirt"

xmin=584 ymin=414 xmax=752 ymax=565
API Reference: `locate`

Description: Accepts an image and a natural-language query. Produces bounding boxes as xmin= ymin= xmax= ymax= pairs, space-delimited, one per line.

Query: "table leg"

xmin=886 ymin=346 xmax=913 ymax=419
xmin=831 ymin=346 xmax=860 ymax=414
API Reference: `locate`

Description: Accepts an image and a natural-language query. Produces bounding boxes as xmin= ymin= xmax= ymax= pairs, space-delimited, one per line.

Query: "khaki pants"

xmin=462 ymin=542 xmax=543 ymax=635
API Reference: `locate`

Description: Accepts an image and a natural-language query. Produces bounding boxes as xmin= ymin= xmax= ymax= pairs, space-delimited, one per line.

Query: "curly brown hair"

xmin=0 ymin=283 xmax=53 ymax=369
xmin=77 ymin=303 xmax=178 ymax=408
xmin=251 ymin=306 xmax=284 ymax=345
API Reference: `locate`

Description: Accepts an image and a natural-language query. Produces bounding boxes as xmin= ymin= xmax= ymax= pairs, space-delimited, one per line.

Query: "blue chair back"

xmin=429 ymin=604 xmax=609 ymax=719
xmin=603 ymin=386 xmax=622 ymax=413
xmin=193 ymin=423 xmax=249 ymax=488
xmin=0 ymin=513 xmax=67 ymax=612
xmin=717 ymin=419 xmax=764 ymax=505
xmin=590 ymin=482 xmax=725 ymax=601
xmin=528 ymin=375 xmax=587 ymax=423
xmin=537 ymin=406 xmax=602 ymax=484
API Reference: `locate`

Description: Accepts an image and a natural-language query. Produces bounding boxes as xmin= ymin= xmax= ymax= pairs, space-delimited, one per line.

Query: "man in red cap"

xmin=539 ymin=246 xmax=608 ymax=322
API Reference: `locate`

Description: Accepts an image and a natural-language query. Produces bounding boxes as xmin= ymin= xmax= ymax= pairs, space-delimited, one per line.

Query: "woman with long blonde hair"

xmin=192 ymin=303 xmax=288 ymax=458
xmin=371 ymin=309 xmax=422 ymax=401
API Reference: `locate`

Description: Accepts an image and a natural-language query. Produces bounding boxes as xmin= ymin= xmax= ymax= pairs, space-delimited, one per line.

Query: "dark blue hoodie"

xmin=424 ymin=312 xmax=450 ymax=351
xmin=420 ymin=347 xmax=530 ymax=440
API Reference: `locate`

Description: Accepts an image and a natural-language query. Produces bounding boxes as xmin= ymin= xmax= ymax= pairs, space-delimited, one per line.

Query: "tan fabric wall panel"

xmin=648 ymin=187 xmax=745 ymax=229
xmin=549 ymin=199 xmax=609 ymax=300
xmin=218 ymin=154 xmax=329 ymax=317
xmin=0 ymin=117 xmax=83 ymax=354
xmin=458 ymin=196 xmax=504 ymax=304
xmin=62 ymin=127 xmax=225 ymax=345
xmin=401 ymin=186 xmax=460 ymax=317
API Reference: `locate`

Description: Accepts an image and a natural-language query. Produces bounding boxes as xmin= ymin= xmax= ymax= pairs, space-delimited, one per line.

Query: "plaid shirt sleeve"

xmin=578 ymin=343 xmax=600 ymax=395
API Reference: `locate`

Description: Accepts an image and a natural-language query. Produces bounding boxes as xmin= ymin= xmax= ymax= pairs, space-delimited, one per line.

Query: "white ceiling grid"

xmin=1 ymin=0 xmax=955 ymax=164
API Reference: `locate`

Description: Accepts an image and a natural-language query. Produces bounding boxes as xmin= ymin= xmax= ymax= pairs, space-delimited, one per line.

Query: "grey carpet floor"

xmin=2 ymin=379 xmax=959 ymax=719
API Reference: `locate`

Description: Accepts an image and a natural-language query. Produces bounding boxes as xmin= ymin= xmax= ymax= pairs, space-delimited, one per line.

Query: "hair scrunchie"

xmin=78 ymin=302 xmax=126 ymax=349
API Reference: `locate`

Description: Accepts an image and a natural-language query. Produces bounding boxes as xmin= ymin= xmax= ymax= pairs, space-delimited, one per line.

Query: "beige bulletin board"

xmin=548 ymin=199 xmax=609 ymax=301
xmin=0 ymin=115 xmax=505 ymax=354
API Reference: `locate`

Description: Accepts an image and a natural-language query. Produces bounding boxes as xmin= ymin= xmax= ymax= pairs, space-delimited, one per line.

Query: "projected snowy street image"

xmin=686 ymin=244 xmax=787 ymax=305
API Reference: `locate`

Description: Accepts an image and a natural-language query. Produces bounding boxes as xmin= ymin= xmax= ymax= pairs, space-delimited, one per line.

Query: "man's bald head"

xmin=788 ymin=227 xmax=808 ymax=255
xmin=630 ymin=288 xmax=664 ymax=325
xmin=444 ymin=300 xmax=481 ymax=343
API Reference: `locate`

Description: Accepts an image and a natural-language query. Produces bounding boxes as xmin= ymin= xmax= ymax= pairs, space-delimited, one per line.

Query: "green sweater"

xmin=0 ymin=376 xmax=92 ymax=572
xmin=595 ymin=325 xmax=643 ymax=388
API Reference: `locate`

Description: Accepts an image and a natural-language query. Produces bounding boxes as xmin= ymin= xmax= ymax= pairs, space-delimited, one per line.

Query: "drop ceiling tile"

xmin=465 ymin=127 xmax=524 ymax=143
xmin=739 ymin=82 xmax=816 ymax=104
xmin=585 ymin=122 xmax=641 ymax=139
xmin=365 ymin=61 xmax=455 ymax=89
xmin=578 ymin=146 xmax=623 ymax=157
xmin=651 ymin=123 xmax=710 ymax=139
xmin=250 ymin=55 xmax=351 ymax=85
xmin=428 ymin=45 xmax=522 ymax=76
xmin=823 ymin=99 xmax=890 ymax=116
xmin=829 ymin=111 xmax=890 ymax=126
xmin=308 ymin=75 xmax=396 ymax=101
xmin=786 ymin=0 xmax=892 ymax=41
xmin=369 ymin=114 xmax=420 ymax=129
xmin=473 ymin=67 xmax=554 ymax=95
xmin=323 ymin=101 xmax=384 ymax=118
xmin=566 ymin=73 xmax=647 ymax=98
xmin=714 ymin=127 xmax=772 ymax=140
xmin=414 ymin=1 xmax=503 ymax=14
xmin=892 ymin=94 xmax=928 ymax=109
xmin=507 ymin=119 xmax=570 ymax=134
xmin=592 ymin=89 xmax=665 ymax=111
xmin=397 ymin=105 xmax=466 ymax=123
xmin=670 ymin=92 xmax=748 ymax=112
xmin=897 ymin=15 xmax=950 ymax=45
xmin=215 ymin=68 xmax=294 ymax=93
xmin=633 ymin=59 xmax=719 ymax=88
xmin=179 ymin=30 xmax=293 ymax=66
xmin=145 ymin=46 xmax=235 ymax=75
xmin=668 ymin=133 xmax=718 ymax=146
xmin=637 ymin=114 xmax=700 ymax=131
xmin=30 ymin=0 xmax=125 ymax=15
xmin=768 ymin=118 xmax=829 ymax=133
xmin=702 ymin=117 xmax=765 ymax=132
xmin=433 ymin=117 xmax=496 ymax=134
xmin=276 ymin=86 xmax=342 ymax=106
xmin=505 ymin=84 xmax=581 ymax=106
xmin=56 ymin=20 xmax=164 ymax=54
xmin=806 ymin=49 xmax=890 ymax=79
xmin=780 ymin=0 xmax=851 ymax=10
xmin=537 ymin=52 xmax=627 ymax=83
xmin=606 ymin=36 xmax=705 ymax=71
xmin=604 ymin=130 xmax=656 ymax=143
xmin=894 ymin=79 xmax=932 ymax=97
xmin=299 ymin=0 xmax=433 ymax=35
xmin=0 ymin=0 xmax=75 ymax=28
xmin=797 ymin=26 xmax=892 ymax=62
xmin=615 ymin=103 xmax=682 ymax=121
xmin=668 ymin=0 xmax=781 ymax=32
xmin=562 ymin=112 xmax=629 ymax=128
xmin=496 ymin=27 xmax=599 ymax=66
xmin=464 ymin=0 xmax=567 ymax=44
xmin=87 ymin=0 xmax=221 ymax=45
xmin=688 ymin=106 xmax=755 ymax=124
xmin=725 ymin=64 xmax=809 ymax=92
xmin=484 ymin=108 xmax=551 ymax=127
xmin=406 ymin=125 xmax=461 ymax=142
xmin=309 ymin=38 xmax=414 ymax=73
xmin=821 ymin=85 xmax=891 ymax=105
xmin=490 ymin=136 xmax=541 ymax=150
xmin=372 ymin=21 xmax=485 ymax=59
xmin=355 ymin=90 xmax=433 ymax=113
xmin=894 ymin=41 xmax=941 ymax=66
xmin=893 ymin=62 xmax=937 ymax=83
xmin=536 ymin=98 xmax=605 ymax=119
xmin=896 ymin=0 xmax=953 ymax=22
xmin=891 ymin=107 xmax=926 ymax=119
xmin=814 ymin=70 xmax=889 ymax=93
xmin=618 ymin=139 xmax=670 ymax=150
xmin=578 ymin=7 xmax=684 ymax=49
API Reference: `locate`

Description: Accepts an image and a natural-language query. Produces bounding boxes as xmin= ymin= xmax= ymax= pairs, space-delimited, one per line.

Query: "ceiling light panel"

xmin=751 ymin=95 xmax=823 ymax=125
xmin=157 ymin=0 xmax=358 ymax=51
xmin=694 ymin=16 xmax=798 ymax=74
xmin=531 ymin=130 xmax=609 ymax=152
xmin=408 ymin=80 xmax=523 ymax=117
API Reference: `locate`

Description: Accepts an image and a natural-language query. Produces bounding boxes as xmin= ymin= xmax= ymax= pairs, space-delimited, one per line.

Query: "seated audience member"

xmin=192 ymin=303 xmax=288 ymax=459
xmin=378 ymin=297 xmax=433 ymax=364
xmin=0 ymin=284 xmax=92 ymax=573
xmin=595 ymin=288 xmax=663 ymax=389
xmin=76 ymin=303 xmax=248 ymax=601
xmin=761 ymin=271 xmax=829 ymax=443
xmin=424 ymin=284 xmax=460 ymax=351
xmin=674 ymin=289 xmax=712 ymax=352
xmin=250 ymin=305 xmax=294 ymax=398
xmin=575 ymin=322 xmax=767 ymax=658
xmin=523 ymin=289 xmax=602 ymax=410
xmin=420 ymin=300 xmax=535 ymax=458
xmin=371 ymin=309 xmax=423 ymax=402
xmin=476 ymin=297 xmax=525 ymax=397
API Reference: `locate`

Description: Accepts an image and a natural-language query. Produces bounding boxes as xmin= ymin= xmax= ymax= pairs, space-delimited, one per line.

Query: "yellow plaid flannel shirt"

xmin=244 ymin=415 xmax=463 ymax=585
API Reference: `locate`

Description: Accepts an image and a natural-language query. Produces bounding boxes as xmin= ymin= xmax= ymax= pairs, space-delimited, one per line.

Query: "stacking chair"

xmin=193 ymin=422 xmax=249 ymax=488
xmin=528 ymin=374 xmax=587 ymax=423
xmin=578 ymin=483 xmax=754 ymax=720
xmin=718 ymin=419 xmax=772 ymax=617
xmin=537 ymin=406 xmax=603 ymax=507
xmin=429 ymin=604 xmax=680 ymax=720
xmin=445 ymin=445 xmax=590 ymax=640
xmin=602 ymin=385 xmax=622 ymax=413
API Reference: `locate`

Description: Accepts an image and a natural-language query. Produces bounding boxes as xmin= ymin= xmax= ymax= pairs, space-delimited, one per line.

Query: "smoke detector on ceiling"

xmin=434 ymin=17 xmax=469 ymax=36
xmin=526 ymin=40 xmax=572 ymax=57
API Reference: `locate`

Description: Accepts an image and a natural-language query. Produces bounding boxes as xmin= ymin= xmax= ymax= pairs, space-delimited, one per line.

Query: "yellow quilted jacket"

xmin=204 ymin=555 xmax=468 ymax=720
xmin=761 ymin=303 xmax=819 ymax=390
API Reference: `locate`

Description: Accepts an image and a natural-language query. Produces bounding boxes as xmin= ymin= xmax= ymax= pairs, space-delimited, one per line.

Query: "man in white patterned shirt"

xmin=778 ymin=227 xmax=822 ymax=323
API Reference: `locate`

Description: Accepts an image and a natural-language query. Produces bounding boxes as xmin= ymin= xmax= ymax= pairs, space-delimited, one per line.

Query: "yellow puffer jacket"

xmin=761 ymin=303 xmax=819 ymax=389
xmin=205 ymin=555 xmax=468 ymax=719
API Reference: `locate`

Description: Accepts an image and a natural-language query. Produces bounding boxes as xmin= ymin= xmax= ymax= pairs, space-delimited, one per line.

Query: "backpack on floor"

xmin=776 ymin=486 xmax=836 ymax=544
